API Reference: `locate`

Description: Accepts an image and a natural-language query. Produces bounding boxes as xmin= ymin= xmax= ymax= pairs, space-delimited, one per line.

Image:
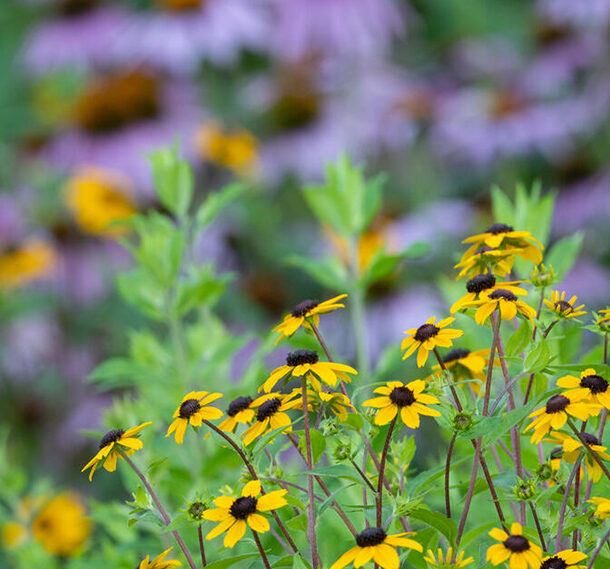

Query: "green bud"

xmin=187 ymin=501 xmax=207 ymax=521
xmin=535 ymin=463 xmax=553 ymax=482
xmin=513 ymin=479 xmax=537 ymax=501
xmin=452 ymin=412 xmax=473 ymax=432
xmin=530 ymin=263 xmax=555 ymax=287
xmin=321 ymin=418 xmax=340 ymax=437
xmin=333 ymin=442 xmax=353 ymax=462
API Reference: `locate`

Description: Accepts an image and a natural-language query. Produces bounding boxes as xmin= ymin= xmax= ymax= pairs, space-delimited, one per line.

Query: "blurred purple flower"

xmin=560 ymin=258 xmax=610 ymax=306
xmin=538 ymin=0 xmax=610 ymax=28
xmin=0 ymin=194 xmax=26 ymax=247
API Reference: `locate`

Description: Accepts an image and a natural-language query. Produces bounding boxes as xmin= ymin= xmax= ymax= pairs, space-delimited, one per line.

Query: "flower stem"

xmin=524 ymin=287 xmax=545 ymax=404
xmin=456 ymin=438 xmax=482 ymax=547
xmin=121 ymin=453 xmax=197 ymax=569
xmin=349 ymin=458 xmax=376 ymax=492
xmin=376 ymin=417 xmax=396 ymax=527
xmin=555 ymin=457 xmax=582 ymax=553
xmin=445 ymin=432 xmax=457 ymax=518
xmin=310 ymin=321 xmax=334 ymax=362
xmin=433 ymin=348 xmax=463 ymax=411
xmin=197 ymin=526 xmax=207 ymax=567
xmin=542 ymin=319 xmax=559 ymax=339
xmin=566 ymin=419 xmax=610 ymax=482
xmin=528 ymin=501 xmax=547 ymax=552
xmin=252 ymin=531 xmax=272 ymax=569
xmin=586 ymin=525 xmax=610 ymax=569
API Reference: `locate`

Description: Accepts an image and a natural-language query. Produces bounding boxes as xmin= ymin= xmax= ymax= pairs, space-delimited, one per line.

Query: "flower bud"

xmin=535 ymin=463 xmax=553 ymax=482
xmin=333 ymin=442 xmax=353 ymax=462
xmin=513 ymin=479 xmax=536 ymax=501
xmin=187 ymin=500 xmax=207 ymax=521
xmin=452 ymin=412 xmax=473 ymax=432
xmin=321 ymin=418 xmax=340 ymax=437
xmin=530 ymin=263 xmax=555 ymax=287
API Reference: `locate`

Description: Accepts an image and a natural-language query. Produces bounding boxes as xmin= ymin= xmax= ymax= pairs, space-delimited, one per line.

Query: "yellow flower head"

xmin=597 ymin=309 xmax=610 ymax=327
xmin=218 ymin=396 xmax=255 ymax=433
xmin=486 ymin=523 xmax=542 ymax=569
xmin=454 ymin=246 xmax=517 ymax=280
xmin=260 ymin=350 xmax=357 ymax=393
xmin=242 ymin=392 xmax=301 ymax=446
xmin=432 ymin=348 xmax=489 ymax=381
xmin=588 ymin=497 xmax=610 ymax=519
xmin=363 ymin=380 xmax=441 ymax=428
xmin=557 ymin=368 xmax=610 ymax=410
xmin=293 ymin=387 xmax=355 ymax=421
xmin=330 ymin=527 xmax=422 ymax=569
xmin=195 ymin=122 xmax=258 ymax=176
xmin=137 ymin=547 xmax=181 ymax=569
xmin=544 ymin=291 xmax=586 ymax=319
xmin=65 ymin=167 xmax=137 ymax=237
xmin=424 ymin=547 xmax=473 ymax=568
xmin=1 ymin=522 xmax=27 ymax=549
xmin=539 ymin=550 xmax=587 ymax=569
xmin=32 ymin=493 xmax=92 ymax=557
xmin=462 ymin=223 xmax=544 ymax=264
xmin=166 ymin=391 xmax=223 ymax=444
xmin=81 ymin=421 xmax=152 ymax=481
xmin=468 ymin=288 xmax=536 ymax=324
xmin=0 ymin=239 xmax=55 ymax=289
xmin=273 ymin=294 xmax=347 ymax=344
xmin=401 ymin=316 xmax=464 ymax=367
xmin=524 ymin=394 xmax=599 ymax=444
xmin=451 ymin=273 xmax=527 ymax=313
xmin=545 ymin=431 xmax=610 ymax=483
xmin=202 ymin=480 xmax=287 ymax=548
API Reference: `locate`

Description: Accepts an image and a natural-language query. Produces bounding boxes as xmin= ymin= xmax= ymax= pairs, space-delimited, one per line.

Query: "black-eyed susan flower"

xmin=424 ymin=547 xmax=473 ymax=568
xmin=454 ymin=246 xmax=517 ymax=280
xmin=468 ymin=288 xmax=536 ymax=324
xmin=81 ymin=422 xmax=152 ymax=481
xmin=539 ymin=550 xmax=587 ymax=569
xmin=597 ymin=309 xmax=610 ymax=327
xmin=401 ymin=317 xmax=463 ymax=367
xmin=137 ymin=547 xmax=181 ymax=569
xmin=294 ymin=388 xmax=355 ymax=421
xmin=166 ymin=391 xmax=223 ymax=444
xmin=202 ymin=480 xmax=287 ymax=548
xmin=524 ymin=394 xmax=599 ymax=444
xmin=330 ymin=527 xmax=422 ymax=569
xmin=451 ymin=273 xmax=527 ymax=313
xmin=557 ymin=368 xmax=610 ymax=410
xmin=432 ymin=348 xmax=489 ymax=381
xmin=273 ymin=294 xmax=347 ymax=344
xmin=462 ymin=223 xmax=544 ymax=264
xmin=0 ymin=239 xmax=56 ymax=289
xmin=486 ymin=523 xmax=542 ymax=569
xmin=544 ymin=291 xmax=586 ymax=320
xmin=546 ymin=431 xmax=610 ymax=482
xmin=363 ymin=380 xmax=441 ymax=428
xmin=218 ymin=396 xmax=255 ymax=433
xmin=260 ymin=350 xmax=357 ymax=393
xmin=588 ymin=497 xmax=610 ymax=519
xmin=242 ymin=392 xmax=301 ymax=446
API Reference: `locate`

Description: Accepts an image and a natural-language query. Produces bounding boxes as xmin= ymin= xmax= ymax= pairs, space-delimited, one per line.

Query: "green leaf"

xmin=409 ymin=509 xmax=457 ymax=545
xmin=490 ymin=186 xmax=515 ymax=227
xmin=87 ymin=358 xmax=146 ymax=389
xmin=149 ymin=146 xmax=193 ymax=218
xmin=309 ymin=429 xmax=327 ymax=464
xmin=204 ymin=553 xmax=260 ymax=569
xmin=285 ymin=255 xmax=348 ymax=291
xmin=545 ymin=233 xmax=584 ymax=280
xmin=292 ymin=554 xmax=312 ymax=569
xmin=196 ymin=182 xmax=246 ymax=229
xmin=505 ymin=320 xmax=531 ymax=357
xmin=524 ymin=337 xmax=550 ymax=373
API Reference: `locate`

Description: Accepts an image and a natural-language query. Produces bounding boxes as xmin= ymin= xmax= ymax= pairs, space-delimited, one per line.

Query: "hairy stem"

xmin=252 ymin=531 xmax=272 ymax=569
xmin=197 ymin=526 xmax=207 ymax=568
xmin=376 ymin=417 xmax=396 ymax=527
xmin=456 ymin=439 xmax=482 ymax=547
xmin=555 ymin=457 xmax=582 ymax=553
xmin=445 ymin=432 xmax=457 ymax=518
xmin=528 ymin=501 xmax=547 ymax=552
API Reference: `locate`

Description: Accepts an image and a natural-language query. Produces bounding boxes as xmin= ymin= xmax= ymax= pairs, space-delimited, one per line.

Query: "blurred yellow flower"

xmin=1 ymin=522 xmax=27 ymax=549
xmin=137 ymin=547 xmax=181 ymax=569
xmin=195 ymin=122 xmax=258 ymax=176
xmin=588 ymin=497 xmax=610 ymax=519
xmin=462 ymin=223 xmax=543 ymax=264
xmin=0 ymin=238 xmax=55 ymax=289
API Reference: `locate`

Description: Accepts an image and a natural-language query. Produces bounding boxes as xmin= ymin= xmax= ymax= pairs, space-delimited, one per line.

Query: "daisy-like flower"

xmin=259 ymin=350 xmax=357 ymax=393
xmin=431 ymin=348 xmax=493 ymax=395
xmin=588 ymin=497 xmax=610 ymax=519
xmin=81 ymin=422 xmax=152 ymax=481
xmin=462 ymin=223 xmax=544 ymax=264
xmin=401 ymin=317 xmax=464 ymax=367
xmin=242 ymin=392 xmax=301 ymax=446
xmin=330 ymin=527 xmax=422 ymax=569
xmin=202 ymin=480 xmax=287 ymax=548
xmin=137 ymin=547 xmax=181 ymax=569
xmin=524 ymin=394 xmax=599 ymax=444
xmin=451 ymin=273 xmax=527 ymax=313
xmin=166 ymin=391 xmax=223 ymax=444
xmin=538 ymin=550 xmax=587 ymax=569
xmin=557 ymin=368 xmax=610 ymax=410
xmin=597 ymin=308 xmax=610 ymax=326
xmin=272 ymin=294 xmax=347 ymax=345
xmin=0 ymin=239 xmax=56 ymax=289
xmin=294 ymin=388 xmax=355 ymax=422
xmin=544 ymin=291 xmax=586 ymax=319
xmin=469 ymin=289 xmax=536 ymax=324
xmin=546 ymin=431 xmax=610 ymax=482
xmin=218 ymin=396 xmax=255 ymax=433
xmin=454 ymin=246 xmax=517 ymax=280
xmin=486 ymin=523 xmax=542 ymax=569
xmin=363 ymin=380 xmax=441 ymax=428
xmin=424 ymin=547 xmax=474 ymax=568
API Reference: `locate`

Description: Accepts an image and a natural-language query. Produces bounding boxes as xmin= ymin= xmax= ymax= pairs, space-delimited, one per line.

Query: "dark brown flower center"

xmin=227 ymin=396 xmax=253 ymax=417
xmin=58 ymin=0 xmax=97 ymax=17
xmin=389 ymin=386 xmax=416 ymax=407
xmin=554 ymin=300 xmax=573 ymax=313
xmin=487 ymin=223 xmax=514 ymax=234
xmin=581 ymin=432 xmax=600 ymax=446
xmin=256 ymin=398 xmax=282 ymax=421
xmin=546 ymin=395 xmax=569 ymax=414
xmin=443 ymin=348 xmax=471 ymax=363
xmin=414 ymin=323 xmax=440 ymax=342
xmin=550 ymin=448 xmax=563 ymax=460
xmin=291 ymin=300 xmax=319 ymax=317
xmin=99 ymin=429 xmax=124 ymax=449
xmin=466 ymin=273 xmax=496 ymax=293
xmin=286 ymin=349 xmax=318 ymax=367
xmin=488 ymin=289 xmax=517 ymax=302
xmin=229 ymin=496 xmax=258 ymax=520
xmin=580 ymin=374 xmax=608 ymax=394
xmin=179 ymin=399 xmax=201 ymax=418
xmin=355 ymin=527 xmax=386 ymax=547
xmin=540 ymin=556 xmax=568 ymax=569
xmin=503 ymin=534 xmax=530 ymax=552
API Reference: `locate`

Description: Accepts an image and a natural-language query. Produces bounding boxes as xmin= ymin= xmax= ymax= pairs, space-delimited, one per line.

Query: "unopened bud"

xmin=530 ymin=264 xmax=555 ymax=287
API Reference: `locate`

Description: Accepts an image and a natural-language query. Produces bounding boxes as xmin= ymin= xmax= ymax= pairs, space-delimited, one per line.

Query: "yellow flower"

xmin=166 ymin=391 xmax=223 ymax=444
xmin=293 ymin=388 xmax=355 ymax=421
xmin=137 ymin=547 xmax=182 ymax=569
xmin=218 ymin=396 xmax=255 ymax=433
xmin=432 ymin=348 xmax=489 ymax=381
xmin=486 ymin=522 xmax=542 ymax=569
xmin=524 ymin=394 xmax=599 ymax=444
xmin=0 ymin=239 xmax=55 ymax=289
xmin=557 ymin=368 xmax=610 ymax=410
xmin=401 ymin=316 xmax=464 ymax=367
xmin=195 ymin=122 xmax=258 ymax=176
xmin=544 ymin=291 xmax=586 ymax=319
xmin=468 ymin=288 xmax=536 ymax=324
xmin=539 ymin=550 xmax=587 ymax=569
xmin=330 ymin=527 xmax=422 ymax=569
xmin=545 ymin=431 xmax=610 ymax=482
xmin=273 ymin=294 xmax=347 ymax=344
xmin=598 ymin=309 xmax=610 ymax=326
xmin=32 ymin=493 xmax=92 ymax=557
xmin=462 ymin=223 xmax=544 ymax=264
xmin=1 ymin=522 xmax=27 ymax=549
xmin=454 ymin=246 xmax=517 ymax=280
xmin=81 ymin=421 xmax=152 ymax=481
xmin=424 ymin=547 xmax=473 ymax=568
xmin=363 ymin=380 xmax=441 ymax=428
xmin=260 ymin=350 xmax=357 ymax=393
xmin=64 ymin=167 xmax=137 ymax=237
xmin=242 ymin=392 xmax=301 ymax=446
xmin=451 ymin=273 xmax=527 ymax=313
xmin=588 ymin=497 xmax=610 ymax=519
xmin=202 ymin=480 xmax=287 ymax=548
